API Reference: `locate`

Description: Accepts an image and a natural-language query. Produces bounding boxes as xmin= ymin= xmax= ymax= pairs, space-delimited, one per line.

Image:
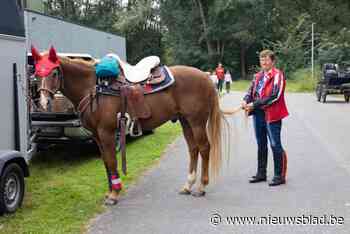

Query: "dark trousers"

xmin=217 ymin=79 xmax=224 ymax=92
xmin=225 ymin=82 xmax=231 ymax=93
xmin=253 ymin=109 xmax=287 ymax=179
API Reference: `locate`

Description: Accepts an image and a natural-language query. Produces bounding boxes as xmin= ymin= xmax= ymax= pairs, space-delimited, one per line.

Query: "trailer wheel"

xmin=0 ymin=163 xmax=25 ymax=215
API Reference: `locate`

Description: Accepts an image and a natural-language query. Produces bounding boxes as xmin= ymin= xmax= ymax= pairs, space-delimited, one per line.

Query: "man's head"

xmin=259 ymin=49 xmax=275 ymax=72
xmin=218 ymin=63 xmax=222 ymax=67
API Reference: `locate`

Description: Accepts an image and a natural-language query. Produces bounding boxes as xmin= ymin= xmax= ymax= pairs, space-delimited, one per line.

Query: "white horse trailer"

xmin=0 ymin=0 xmax=31 ymax=214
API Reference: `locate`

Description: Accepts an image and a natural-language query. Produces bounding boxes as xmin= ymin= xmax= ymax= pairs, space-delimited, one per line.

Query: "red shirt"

xmin=215 ymin=67 xmax=225 ymax=80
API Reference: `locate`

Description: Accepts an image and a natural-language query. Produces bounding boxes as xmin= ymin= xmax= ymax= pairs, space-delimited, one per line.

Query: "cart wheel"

xmin=322 ymin=94 xmax=327 ymax=103
xmin=316 ymin=84 xmax=322 ymax=102
xmin=345 ymin=95 xmax=350 ymax=103
xmin=316 ymin=89 xmax=321 ymax=102
xmin=0 ymin=163 xmax=25 ymax=215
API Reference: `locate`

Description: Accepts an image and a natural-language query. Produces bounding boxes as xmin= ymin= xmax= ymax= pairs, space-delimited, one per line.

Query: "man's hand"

xmin=241 ymin=101 xmax=247 ymax=110
xmin=245 ymin=103 xmax=254 ymax=112
xmin=242 ymin=102 xmax=254 ymax=116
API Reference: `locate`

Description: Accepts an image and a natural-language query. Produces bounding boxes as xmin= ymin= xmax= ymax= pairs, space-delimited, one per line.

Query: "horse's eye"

xmin=52 ymin=71 xmax=59 ymax=78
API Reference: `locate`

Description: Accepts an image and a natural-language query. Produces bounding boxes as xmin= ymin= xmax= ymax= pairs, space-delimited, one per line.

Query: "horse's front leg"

xmin=98 ymin=128 xmax=122 ymax=205
xmin=93 ymin=136 xmax=112 ymax=198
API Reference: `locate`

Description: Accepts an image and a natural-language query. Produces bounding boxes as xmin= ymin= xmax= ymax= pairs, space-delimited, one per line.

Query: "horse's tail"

xmin=207 ymin=92 xmax=229 ymax=179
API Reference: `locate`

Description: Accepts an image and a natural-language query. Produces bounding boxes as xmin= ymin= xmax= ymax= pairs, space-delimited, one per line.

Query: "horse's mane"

xmin=40 ymin=50 xmax=96 ymax=71
xmin=59 ymin=56 xmax=97 ymax=68
xmin=57 ymin=56 xmax=97 ymax=75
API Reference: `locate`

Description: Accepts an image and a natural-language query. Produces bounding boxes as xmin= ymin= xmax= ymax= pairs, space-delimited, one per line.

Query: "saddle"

xmin=106 ymin=53 xmax=162 ymax=83
xmin=95 ymin=55 xmax=175 ymax=136
xmin=117 ymin=66 xmax=174 ymax=120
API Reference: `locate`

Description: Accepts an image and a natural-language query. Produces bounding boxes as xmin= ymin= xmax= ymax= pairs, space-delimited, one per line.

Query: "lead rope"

xmin=119 ymin=74 xmax=128 ymax=175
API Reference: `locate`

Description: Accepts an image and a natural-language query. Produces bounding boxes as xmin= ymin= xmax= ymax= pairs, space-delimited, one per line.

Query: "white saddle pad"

xmin=106 ymin=53 xmax=160 ymax=83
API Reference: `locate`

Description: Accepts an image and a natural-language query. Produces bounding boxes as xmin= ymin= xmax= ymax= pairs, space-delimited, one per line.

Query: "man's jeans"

xmin=253 ymin=109 xmax=285 ymax=178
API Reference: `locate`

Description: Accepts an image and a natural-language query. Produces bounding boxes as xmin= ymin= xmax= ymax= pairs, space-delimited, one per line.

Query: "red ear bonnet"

xmin=33 ymin=46 xmax=60 ymax=77
xmin=31 ymin=45 xmax=42 ymax=62
xmin=48 ymin=46 xmax=58 ymax=63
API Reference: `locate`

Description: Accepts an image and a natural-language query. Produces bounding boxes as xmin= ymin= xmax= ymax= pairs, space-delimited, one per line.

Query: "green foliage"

xmin=286 ymin=67 xmax=320 ymax=92
xmin=41 ymin=0 xmax=350 ymax=77
xmin=114 ymin=0 xmax=163 ymax=64
xmin=318 ymin=28 xmax=350 ymax=67
xmin=263 ymin=13 xmax=311 ymax=76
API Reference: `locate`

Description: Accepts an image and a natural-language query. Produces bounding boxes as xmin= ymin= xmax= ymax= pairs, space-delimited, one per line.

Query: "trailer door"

xmin=0 ymin=0 xmax=28 ymax=158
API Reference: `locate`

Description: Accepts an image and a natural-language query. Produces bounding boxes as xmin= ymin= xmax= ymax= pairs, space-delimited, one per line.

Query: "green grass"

xmin=230 ymin=68 xmax=319 ymax=93
xmin=0 ymin=122 xmax=182 ymax=234
xmin=230 ymin=79 xmax=251 ymax=91
xmin=286 ymin=68 xmax=319 ymax=92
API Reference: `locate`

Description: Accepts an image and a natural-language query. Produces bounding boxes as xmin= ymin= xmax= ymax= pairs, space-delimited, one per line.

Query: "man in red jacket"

xmin=242 ymin=49 xmax=289 ymax=186
xmin=215 ymin=63 xmax=225 ymax=94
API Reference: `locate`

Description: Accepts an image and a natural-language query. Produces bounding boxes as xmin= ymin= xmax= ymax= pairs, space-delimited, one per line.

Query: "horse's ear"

xmin=48 ymin=46 xmax=58 ymax=62
xmin=31 ymin=45 xmax=41 ymax=62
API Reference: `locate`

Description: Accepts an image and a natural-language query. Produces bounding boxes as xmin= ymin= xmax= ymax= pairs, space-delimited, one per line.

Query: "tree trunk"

xmin=220 ymin=42 xmax=225 ymax=61
xmin=193 ymin=0 xmax=215 ymax=62
xmin=240 ymin=44 xmax=247 ymax=79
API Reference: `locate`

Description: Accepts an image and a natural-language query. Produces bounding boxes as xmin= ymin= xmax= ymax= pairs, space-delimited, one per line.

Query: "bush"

xmin=286 ymin=67 xmax=320 ymax=92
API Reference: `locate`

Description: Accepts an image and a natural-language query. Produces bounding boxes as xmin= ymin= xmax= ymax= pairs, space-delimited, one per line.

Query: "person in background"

xmin=215 ymin=63 xmax=225 ymax=94
xmin=242 ymin=49 xmax=289 ymax=186
xmin=225 ymin=70 xmax=232 ymax=94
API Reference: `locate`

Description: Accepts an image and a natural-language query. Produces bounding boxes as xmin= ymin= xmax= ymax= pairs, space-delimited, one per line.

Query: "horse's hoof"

xmin=104 ymin=197 xmax=118 ymax=206
xmin=178 ymin=188 xmax=191 ymax=195
xmin=191 ymin=191 xmax=206 ymax=197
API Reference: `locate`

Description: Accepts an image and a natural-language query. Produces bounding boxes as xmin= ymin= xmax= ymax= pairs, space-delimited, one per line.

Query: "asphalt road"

xmin=88 ymin=92 xmax=350 ymax=234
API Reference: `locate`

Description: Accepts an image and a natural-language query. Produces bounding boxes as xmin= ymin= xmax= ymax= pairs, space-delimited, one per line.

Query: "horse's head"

xmin=31 ymin=45 xmax=62 ymax=111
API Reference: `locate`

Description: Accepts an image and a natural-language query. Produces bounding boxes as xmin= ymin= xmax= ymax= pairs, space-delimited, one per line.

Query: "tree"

xmin=114 ymin=0 xmax=163 ymax=64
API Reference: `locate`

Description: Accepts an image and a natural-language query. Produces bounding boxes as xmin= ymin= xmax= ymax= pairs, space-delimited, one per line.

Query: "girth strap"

xmin=77 ymin=88 xmax=97 ymax=119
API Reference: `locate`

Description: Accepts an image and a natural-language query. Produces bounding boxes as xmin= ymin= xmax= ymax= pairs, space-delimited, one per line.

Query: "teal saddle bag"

xmin=95 ymin=55 xmax=120 ymax=78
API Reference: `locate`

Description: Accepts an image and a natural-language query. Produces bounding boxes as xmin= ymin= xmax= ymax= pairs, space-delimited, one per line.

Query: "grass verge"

xmin=230 ymin=68 xmax=320 ymax=93
xmin=0 ymin=122 xmax=181 ymax=234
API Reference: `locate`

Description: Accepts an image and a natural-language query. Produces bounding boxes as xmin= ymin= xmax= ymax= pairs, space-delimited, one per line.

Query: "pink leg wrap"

xmin=111 ymin=175 xmax=122 ymax=191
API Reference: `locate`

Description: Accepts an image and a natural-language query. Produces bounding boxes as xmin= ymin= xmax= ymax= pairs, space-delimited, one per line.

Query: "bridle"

xmin=37 ymin=67 xmax=64 ymax=97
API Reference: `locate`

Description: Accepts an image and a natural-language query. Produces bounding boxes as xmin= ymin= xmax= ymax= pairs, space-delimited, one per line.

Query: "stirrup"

xmin=129 ymin=120 xmax=143 ymax=137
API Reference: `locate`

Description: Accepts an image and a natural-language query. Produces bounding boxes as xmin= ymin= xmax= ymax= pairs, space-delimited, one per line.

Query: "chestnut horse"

xmin=31 ymin=46 xmax=228 ymax=205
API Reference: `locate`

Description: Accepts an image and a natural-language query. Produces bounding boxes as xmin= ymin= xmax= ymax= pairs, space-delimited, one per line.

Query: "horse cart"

xmin=316 ymin=63 xmax=350 ymax=103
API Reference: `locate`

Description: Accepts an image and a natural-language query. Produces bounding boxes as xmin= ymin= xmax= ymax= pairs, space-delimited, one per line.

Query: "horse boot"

xmin=249 ymin=148 xmax=267 ymax=183
xmin=105 ymin=173 xmax=122 ymax=205
xmin=269 ymin=151 xmax=287 ymax=186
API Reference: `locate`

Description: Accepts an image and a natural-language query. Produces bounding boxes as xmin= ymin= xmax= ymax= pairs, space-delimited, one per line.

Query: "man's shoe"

xmin=251 ymin=173 xmax=266 ymax=179
xmin=249 ymin=176 xmax=266 ymax=183
xmin=268 ymin=177 xmax=285 ymax=186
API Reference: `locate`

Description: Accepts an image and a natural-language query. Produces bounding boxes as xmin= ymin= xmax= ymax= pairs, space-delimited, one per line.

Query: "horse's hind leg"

xmin=191 ymin=125 xmax=210 ymax=197
xmin=179 ymin=117 xmax=199 ymax=195
xmin=97 ymin=128 xmax=121 ymax=205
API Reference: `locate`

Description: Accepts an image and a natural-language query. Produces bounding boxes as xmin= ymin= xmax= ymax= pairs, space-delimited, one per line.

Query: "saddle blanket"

xmin=143 ymin=66 xmax=175 ymax=94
